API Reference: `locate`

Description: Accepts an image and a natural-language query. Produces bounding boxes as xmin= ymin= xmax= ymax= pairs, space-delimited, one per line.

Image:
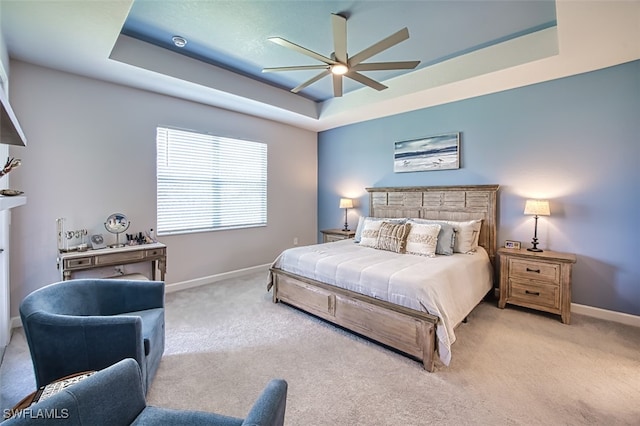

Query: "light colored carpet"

xmin=2 ymin=271 xmax=639 ymax=425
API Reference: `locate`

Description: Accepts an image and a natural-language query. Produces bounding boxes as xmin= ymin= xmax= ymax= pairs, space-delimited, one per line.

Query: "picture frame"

xmin=394 ymin=132 xmax=460 ymax=173
xmin=504 ymin=240 xmax=521 ymax=249
xmin=90 ymin=234 xmax=106 ymax=250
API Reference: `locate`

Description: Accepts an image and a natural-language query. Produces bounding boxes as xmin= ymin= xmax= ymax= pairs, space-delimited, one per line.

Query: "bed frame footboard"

xmin=270 ymin=268 xmax=439 ymax=371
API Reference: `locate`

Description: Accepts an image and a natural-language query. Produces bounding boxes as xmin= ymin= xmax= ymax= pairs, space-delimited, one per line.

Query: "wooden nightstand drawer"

xmin=508 ymin=279 xmax=559 ymax=310
xmin=510 ymin=259 xmax=560 ymax=284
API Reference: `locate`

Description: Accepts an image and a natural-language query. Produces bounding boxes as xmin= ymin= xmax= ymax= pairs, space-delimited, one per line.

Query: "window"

xmin=156 ymin=127 xmax=267 ymax=236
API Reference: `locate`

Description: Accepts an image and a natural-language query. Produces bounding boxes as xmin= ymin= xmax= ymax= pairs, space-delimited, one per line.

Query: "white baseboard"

xmin=10 ymin=264 xmax=272 ymax=330
xmin=493 ymin=286 xmax=639 ymax=327
xmin=11 ymin=273 xmax=637 ymax=330
xmin=572 ymin=303 xmax=640 ymax=327
xmin=164 ymin=263 xmax=271 ymax=293
xmin=10 ymin=316 xmax=22 ymax=330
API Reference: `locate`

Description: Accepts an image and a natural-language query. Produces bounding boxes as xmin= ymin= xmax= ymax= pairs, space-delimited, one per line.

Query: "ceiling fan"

xmin=262 ymin=13 xmax=420 ymax=97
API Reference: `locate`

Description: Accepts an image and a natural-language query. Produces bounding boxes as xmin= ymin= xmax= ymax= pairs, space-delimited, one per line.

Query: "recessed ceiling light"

xmin=172 ymin=36 xmax=187 ymax=48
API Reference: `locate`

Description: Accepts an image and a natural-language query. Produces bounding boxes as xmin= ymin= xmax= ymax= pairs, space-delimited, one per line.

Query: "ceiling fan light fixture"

xmin=172 ymin=36 xmax=187 ymax=48
xmin=331 ymin=63 xmax=349 ymax=75
xmin=264 ymin=13 xmax=419 ymax=97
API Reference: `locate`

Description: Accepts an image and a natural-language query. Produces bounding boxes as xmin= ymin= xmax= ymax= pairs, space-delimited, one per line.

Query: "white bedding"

xmin=270 ymin=239 xmax=493 ymax=366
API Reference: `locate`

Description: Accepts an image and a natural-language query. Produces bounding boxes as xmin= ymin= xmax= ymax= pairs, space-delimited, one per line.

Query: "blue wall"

xmin=318 ymin=60 xmax=640 ymax=316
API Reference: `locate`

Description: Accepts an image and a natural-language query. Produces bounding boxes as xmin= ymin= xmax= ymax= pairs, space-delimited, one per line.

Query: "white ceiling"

xmin=1 ymin=1 xmax=638 ymax=132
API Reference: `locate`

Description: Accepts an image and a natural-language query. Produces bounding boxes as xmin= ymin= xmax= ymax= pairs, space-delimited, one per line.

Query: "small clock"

xmin=90 ymin=234 xmax=106 ymax=250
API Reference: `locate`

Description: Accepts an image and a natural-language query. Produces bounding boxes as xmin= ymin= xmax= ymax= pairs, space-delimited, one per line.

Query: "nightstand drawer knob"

xmin=525 ymin=290 xmax=540 ymax=296
xmin=526 ymin=267 xmax=541 ymax=273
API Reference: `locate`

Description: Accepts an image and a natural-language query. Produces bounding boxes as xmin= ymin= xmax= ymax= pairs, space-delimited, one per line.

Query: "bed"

xmin=268 ymin=184 xmax=499 ymax=371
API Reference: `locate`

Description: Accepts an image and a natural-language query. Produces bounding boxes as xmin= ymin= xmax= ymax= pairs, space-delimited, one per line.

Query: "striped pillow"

xmin=359 ymin=219 xmax=384 ymax=248
xmin=406 ymin=223 xmax=441 ymax=257
xmin=375 ymin=222 xmax=411 ymax=253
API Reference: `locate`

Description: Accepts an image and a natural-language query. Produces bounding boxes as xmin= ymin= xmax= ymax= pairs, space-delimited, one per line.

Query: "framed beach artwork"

xmin=394 ymin=132 xmax=460 ymax=173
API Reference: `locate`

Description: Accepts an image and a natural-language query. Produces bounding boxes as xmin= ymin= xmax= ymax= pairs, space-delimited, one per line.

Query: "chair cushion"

xmin=132 ymin=406 xmax=244 ymax=426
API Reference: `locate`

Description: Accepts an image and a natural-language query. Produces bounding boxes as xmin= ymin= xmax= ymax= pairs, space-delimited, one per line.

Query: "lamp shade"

xmin=339 ymin=198 xmax=353 ymax=209
xmin=524 ymin=199 xmax=550 ymax=216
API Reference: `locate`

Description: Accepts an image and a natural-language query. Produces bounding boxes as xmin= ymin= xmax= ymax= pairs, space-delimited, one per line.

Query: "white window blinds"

xmin=156 ymin=127 xmax=267 ymax=235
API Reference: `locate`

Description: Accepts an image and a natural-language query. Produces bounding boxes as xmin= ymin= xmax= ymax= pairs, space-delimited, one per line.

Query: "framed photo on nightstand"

xmin=504 ymin=240 xmax=521 ymax=249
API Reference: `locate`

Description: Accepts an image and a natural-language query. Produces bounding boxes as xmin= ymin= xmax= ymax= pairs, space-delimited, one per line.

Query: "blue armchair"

xmin=19 ymin=279 xmax=165 ymax=394
xmin=3 ymin=358 xmax=288 ymax=425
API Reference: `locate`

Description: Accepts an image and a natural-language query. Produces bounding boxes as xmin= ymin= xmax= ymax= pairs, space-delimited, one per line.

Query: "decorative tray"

xmin=0 ymin=189 xmax=24 ymax=196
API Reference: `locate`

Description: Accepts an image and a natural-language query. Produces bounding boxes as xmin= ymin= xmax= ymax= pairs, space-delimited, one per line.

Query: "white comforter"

xmin=270 ymin=239 xmax=493 ymax=366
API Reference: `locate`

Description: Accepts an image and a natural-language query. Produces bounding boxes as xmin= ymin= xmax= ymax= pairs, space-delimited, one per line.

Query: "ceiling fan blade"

xmin=331 ymin=14 xmax=347 ymax=64
xmin=262 ymin=65 xmax=329 ymax=73
xmin=345 ymin=71 xmax=388 ymax=91
xmin=291 ymin=69 xmax=331 ymax=93
xmin=351 ymin=61 xmax=420 ymax=71
xmin=268 ymin=37 xmax=337 ymax=65
xmin=332 ymin=74 xmax=343 ymax=97
xmin=348 ymin=27 xmax=410 ymax=67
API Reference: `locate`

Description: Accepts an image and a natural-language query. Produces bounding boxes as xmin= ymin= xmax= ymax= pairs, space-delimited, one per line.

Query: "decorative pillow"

xmin=405 ymin=223 xmax=441 ymax=258
xmin=359 ymin=219 xmax=384 ymax=248
xmin=354 ymin=217 xmax=406 ymax=243
xmin=408 ymin=219 xmax=456 ymax=256
xmin=374 ymin=222 xmax=411 ymax=253
xmin=444 ymin=219 xmax=482 ymax=253
xmin=353 ymin=216 xmax=366 ymax=242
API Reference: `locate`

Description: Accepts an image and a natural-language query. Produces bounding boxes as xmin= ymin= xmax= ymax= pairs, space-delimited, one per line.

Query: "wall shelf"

xmin=0 ymin=195 xmax=26 ymax=211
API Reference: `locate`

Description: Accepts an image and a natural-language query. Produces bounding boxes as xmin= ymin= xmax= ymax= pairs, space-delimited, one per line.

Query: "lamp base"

xmin=528 ymin=216 xmax=544 ymax=252
xmin=342 ymin=208 xmax=350 ymax=233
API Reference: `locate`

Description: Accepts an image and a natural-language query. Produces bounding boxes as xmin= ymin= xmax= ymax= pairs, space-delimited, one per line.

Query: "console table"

xmin=57 ymin=242 xmax=166 ymax=281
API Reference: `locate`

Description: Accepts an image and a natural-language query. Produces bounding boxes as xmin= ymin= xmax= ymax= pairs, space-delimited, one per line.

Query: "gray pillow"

xmin=407 ymin=219 xmax=456 ymax=255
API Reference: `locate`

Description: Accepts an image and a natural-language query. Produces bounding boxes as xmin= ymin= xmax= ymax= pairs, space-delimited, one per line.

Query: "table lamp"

xmin=524 ymin=199 xmax=550 ymax=252
xmin=339 ymin=198 xmax=354 ymax=231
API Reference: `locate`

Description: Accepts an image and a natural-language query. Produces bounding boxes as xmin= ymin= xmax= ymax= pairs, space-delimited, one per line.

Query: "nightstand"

xmin=321 ymin=229 xmax=355 ymax=243
xmin=498 ymin=247 xmax=577 ymax=324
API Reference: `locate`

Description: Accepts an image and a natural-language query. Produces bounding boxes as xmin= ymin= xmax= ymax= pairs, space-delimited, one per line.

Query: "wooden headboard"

xmin=366 ymin=185 xmax=499 ymax=265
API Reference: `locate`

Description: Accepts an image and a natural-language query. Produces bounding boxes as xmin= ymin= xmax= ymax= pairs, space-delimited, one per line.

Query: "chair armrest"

xmin=242 ymin=379 xmax=288 ymax=426
xmin=24 ymin=313 xmax=144 ymax=387
xmin=65 ymin=358 xmax=147 ymax=425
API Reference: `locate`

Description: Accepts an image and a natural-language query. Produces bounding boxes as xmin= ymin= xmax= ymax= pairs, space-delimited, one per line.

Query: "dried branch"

xmin=0 ymin=157 xmax=21 ymax=178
